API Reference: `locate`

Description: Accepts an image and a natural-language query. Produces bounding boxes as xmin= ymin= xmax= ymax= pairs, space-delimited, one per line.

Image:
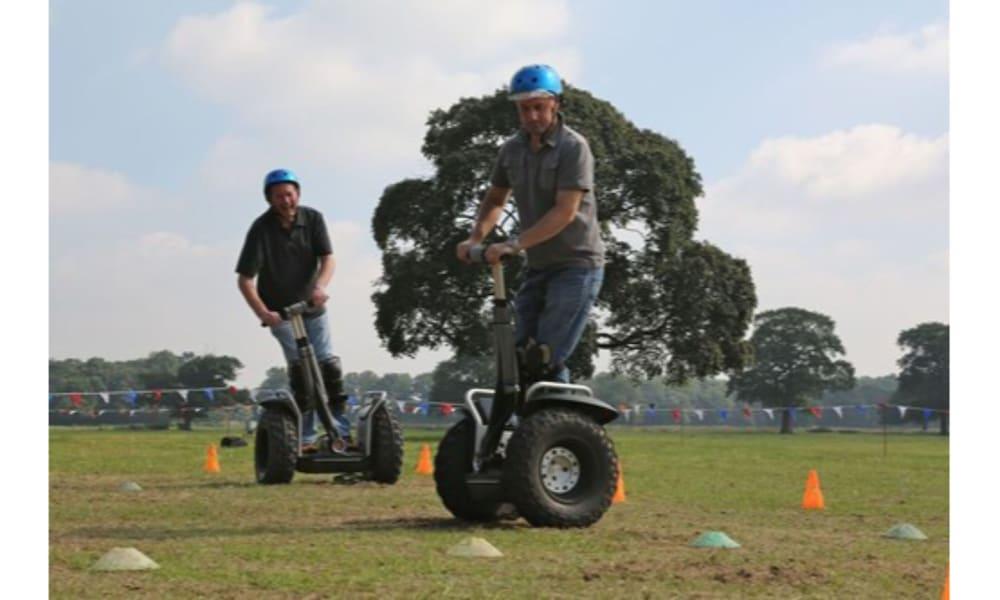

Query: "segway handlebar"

xmin=260 ymin=300 xmax=316 ymax=327
xmin=466 ymin=243 xmax=518 ymax=265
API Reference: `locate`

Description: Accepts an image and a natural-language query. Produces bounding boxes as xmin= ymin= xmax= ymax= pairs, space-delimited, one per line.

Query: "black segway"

xmin=254 ymin=301 xmax=404 ymax=484
xmin=434 ymin=247 xmax=620 ymax=527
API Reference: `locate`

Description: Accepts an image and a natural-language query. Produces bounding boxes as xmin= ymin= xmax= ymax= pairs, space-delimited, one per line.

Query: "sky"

xmin=49 ymin=0 xmax=950 ymax=387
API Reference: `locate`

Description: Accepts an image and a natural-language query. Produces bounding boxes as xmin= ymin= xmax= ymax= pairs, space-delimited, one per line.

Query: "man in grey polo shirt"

xmin=456 ymin=64 xmax=604 ymax=383
xmin=236 ymin=168 xmax=351 ymax=451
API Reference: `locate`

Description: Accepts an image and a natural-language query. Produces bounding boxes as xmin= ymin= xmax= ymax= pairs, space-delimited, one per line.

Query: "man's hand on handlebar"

xmin=309 ymin=286 xmax=330 ymax=308
xmin=259 ymin=310 xmax=283 ymax=328
xmin=484 ymin=241 xmax=518 ymax=265
xmin=456 ymin=239 xmax=475 ymax=264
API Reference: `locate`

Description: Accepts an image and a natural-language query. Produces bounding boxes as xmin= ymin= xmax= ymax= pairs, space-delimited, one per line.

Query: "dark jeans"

xmin=514 ymin=265 xmax=604 ymax=383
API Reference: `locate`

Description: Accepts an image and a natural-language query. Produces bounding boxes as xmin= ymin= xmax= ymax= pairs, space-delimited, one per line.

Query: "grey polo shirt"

xmin=235 ymin=205 xmax=332 ymax=317
xmin=490 ymin=116 xmax=605 ymax=270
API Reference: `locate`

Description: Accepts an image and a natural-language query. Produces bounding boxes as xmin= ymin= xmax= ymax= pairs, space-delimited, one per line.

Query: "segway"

xmin=434 ymin=247 xmax=620 ymax=527
xmin=254 ymin=301 xmax=404 ymax=484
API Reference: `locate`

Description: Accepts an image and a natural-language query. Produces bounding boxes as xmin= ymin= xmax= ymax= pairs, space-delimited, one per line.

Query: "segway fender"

xmin=356 ymin=393 xmax=389 ymax=453
xmin=522 ymin=388 xmax=619 ymax=425
xmin=255 ymin=389 xmax=303 ymax=452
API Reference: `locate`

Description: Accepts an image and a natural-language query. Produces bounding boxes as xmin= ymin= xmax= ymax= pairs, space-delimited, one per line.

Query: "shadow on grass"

xmin=338 ymin=516 xmax=523 ymax=532
xmin=64 ymin=516 xmax=522 ymax=542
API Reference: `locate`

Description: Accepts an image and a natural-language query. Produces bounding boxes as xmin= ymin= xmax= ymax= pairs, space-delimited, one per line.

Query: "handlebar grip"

xmin=261 ymin=300 xmax=315 ymax=326
xmin=467 ymin=244 xmax=516 ymax=265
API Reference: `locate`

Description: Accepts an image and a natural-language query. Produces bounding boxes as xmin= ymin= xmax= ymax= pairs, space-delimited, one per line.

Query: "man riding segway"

xmin=237 ymin=169 xmax=402 ymax=484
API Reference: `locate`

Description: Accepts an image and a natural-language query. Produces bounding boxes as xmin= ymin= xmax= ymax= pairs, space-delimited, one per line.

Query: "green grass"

xmin=49 ymin=426 xmax=948 ymax=598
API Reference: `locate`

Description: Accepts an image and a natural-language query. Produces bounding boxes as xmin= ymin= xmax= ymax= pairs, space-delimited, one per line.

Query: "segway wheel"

xmin=367 ymin=406 xmax=404 ymax=484
xmin=503 ymin=408 xmax=618 ymax=527
xmin=254 ymin=408 xmax=298 ymax=485
xmin=434 ymin=417 xmax=503 ymax=522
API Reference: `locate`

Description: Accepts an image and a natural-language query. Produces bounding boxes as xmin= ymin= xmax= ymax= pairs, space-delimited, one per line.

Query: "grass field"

xmin=49 ymin=426 xmax=948 ymax=598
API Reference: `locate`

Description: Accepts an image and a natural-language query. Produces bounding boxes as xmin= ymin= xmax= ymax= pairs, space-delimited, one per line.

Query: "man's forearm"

xmin=515 ymin=191 xmax=581 ymax=249
xmin=315 ymin=255 xmax=335 ymax=289
xmin=469 ymin=187 xmax=510 ymax=242
xmin=237 ymin=276 xmax=269 ymax=317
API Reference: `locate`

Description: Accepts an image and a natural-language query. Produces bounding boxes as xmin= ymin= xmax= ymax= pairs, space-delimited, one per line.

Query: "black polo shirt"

xmin=236 ymin=205 xmax=332 ymax=317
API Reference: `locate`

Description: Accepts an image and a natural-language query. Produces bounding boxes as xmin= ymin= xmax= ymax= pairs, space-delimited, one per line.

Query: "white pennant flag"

xmin=178 ymin=389 xmax=189 ymax=401
xmin=98 ymin=392 xmax=109 ymax=404
xmin=832 ymin=406 xmax=843 ymax=419
xmin=897 ymin=405 xmax=907 ymax=418
xmin=763 ymin=408 xmax=774 ymax=420
xmin=693 ymin=409 xmax=704 ymax=421
xmin=396 ymin=400 xmax=406 ymax=412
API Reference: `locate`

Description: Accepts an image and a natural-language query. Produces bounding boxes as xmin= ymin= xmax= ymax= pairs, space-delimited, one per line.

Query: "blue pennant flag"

xmin=419 ymin=401 xmax=430 ymax=415
xmin=855 ymin=404 xmax=867 ymax=414
xmin=347 ymin=395 xmax=358 ymax=406
xmin=126 ymin=390 xmax=138 ymax=407
xmin=204 ymin=388 xmax=215 ymax=403
xmin=719 ymin=409 xmax=728 ymax=422
xmin=645 ymin=408 xmax=657 ymax=422
xmin=923 ymin=408 xmax=933 ymax=422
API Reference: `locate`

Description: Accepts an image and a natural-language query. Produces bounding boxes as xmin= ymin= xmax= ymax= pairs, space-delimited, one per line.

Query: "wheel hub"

xmin=540 ymin=446 xmax=581 ymax=494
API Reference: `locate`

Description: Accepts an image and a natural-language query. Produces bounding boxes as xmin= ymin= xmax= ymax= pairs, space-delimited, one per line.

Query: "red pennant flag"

xmin=742 ymin=406 xmax=752 ymax=419
xmin=153 ymin=389 xmax=163 ymax=403
xmin=69 ymin=392 xmax=83 ymax=407
xmin=671 ymin=408 xmax=681 ymax=423
xmin=809 ymin=406 xmax=822 ymax=418
xmin=228 ymin=385 xmax=239 ymax=396
xmin=440 ymin=403 xmax=454 ymax=416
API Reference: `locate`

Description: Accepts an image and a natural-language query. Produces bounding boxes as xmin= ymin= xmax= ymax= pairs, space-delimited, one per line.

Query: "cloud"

xmin=162 ymin=1 xmax=580 ymax=171
xmin=824 ymin=22 xmax=948 ymax=75
xmin=49 ymin=219 xmax=449 ymax=386
xmin=698 ymin=124 xmax=948 ymax=375
xmin=50 ymin=162 xmax=158 ymax=216
xmin=703 ymin=124 xmax=948 ymax=240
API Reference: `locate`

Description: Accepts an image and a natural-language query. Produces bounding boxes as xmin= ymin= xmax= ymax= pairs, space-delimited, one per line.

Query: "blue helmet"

xmin=263 ymin=168 xmax=299 ymax=197
xmin=509 ymin=64 xmax=563 ymax=101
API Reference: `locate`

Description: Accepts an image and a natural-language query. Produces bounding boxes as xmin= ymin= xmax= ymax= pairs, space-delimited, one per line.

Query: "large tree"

xmin=728 ymin=308 xmax=855 ymax=433
xmin=429 ymin=353 xmax=494 ymax=405
xmin=893 ymin=322 xmax=949 ymax=435
xmin=372 ymin=86 xmax=756 ymax=383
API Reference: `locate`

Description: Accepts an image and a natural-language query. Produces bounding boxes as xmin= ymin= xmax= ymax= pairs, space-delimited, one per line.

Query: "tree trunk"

xmin=939 ymin=412 xmax=949 ymax=436
xmin=780 ymin=409 xmax=793 ymax=434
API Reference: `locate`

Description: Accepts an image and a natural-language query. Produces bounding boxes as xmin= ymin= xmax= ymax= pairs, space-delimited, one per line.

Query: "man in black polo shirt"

xmin=236 ymin=168 xmax=350 ymax=451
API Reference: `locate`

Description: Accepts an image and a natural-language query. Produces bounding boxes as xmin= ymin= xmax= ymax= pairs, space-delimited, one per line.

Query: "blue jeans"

xmin=514 ymin=266 xmax=604 ymax=383
xmin=270 ymin=313 xmax=349 ymax=441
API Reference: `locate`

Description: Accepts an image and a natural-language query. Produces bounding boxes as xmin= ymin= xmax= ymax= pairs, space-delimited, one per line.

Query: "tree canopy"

xmin=727 ymin=307 xmax=855 ymax=433
xmin=893 ymin=322 xmax=949 ymax=434
xmin=371 ymin=86 xmax=756 ymax=382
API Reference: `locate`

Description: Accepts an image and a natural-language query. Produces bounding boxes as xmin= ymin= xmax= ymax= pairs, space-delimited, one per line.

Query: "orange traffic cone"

xmin=203 ymin=444 xmax=221 ymax=474
xmin=612 ymin=461 xmax=627 ymax=504
xmin=940 ymin=564 xmax=949 ymax=600
xmin=415 ymin=443 xmax=433 ymax=475
xmin=801 ymin=469 xmax=824 ymax=510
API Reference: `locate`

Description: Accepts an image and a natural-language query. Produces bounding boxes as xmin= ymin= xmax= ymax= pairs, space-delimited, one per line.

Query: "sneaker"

xmin=301 ymin=440 xmax=321 ymax=454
